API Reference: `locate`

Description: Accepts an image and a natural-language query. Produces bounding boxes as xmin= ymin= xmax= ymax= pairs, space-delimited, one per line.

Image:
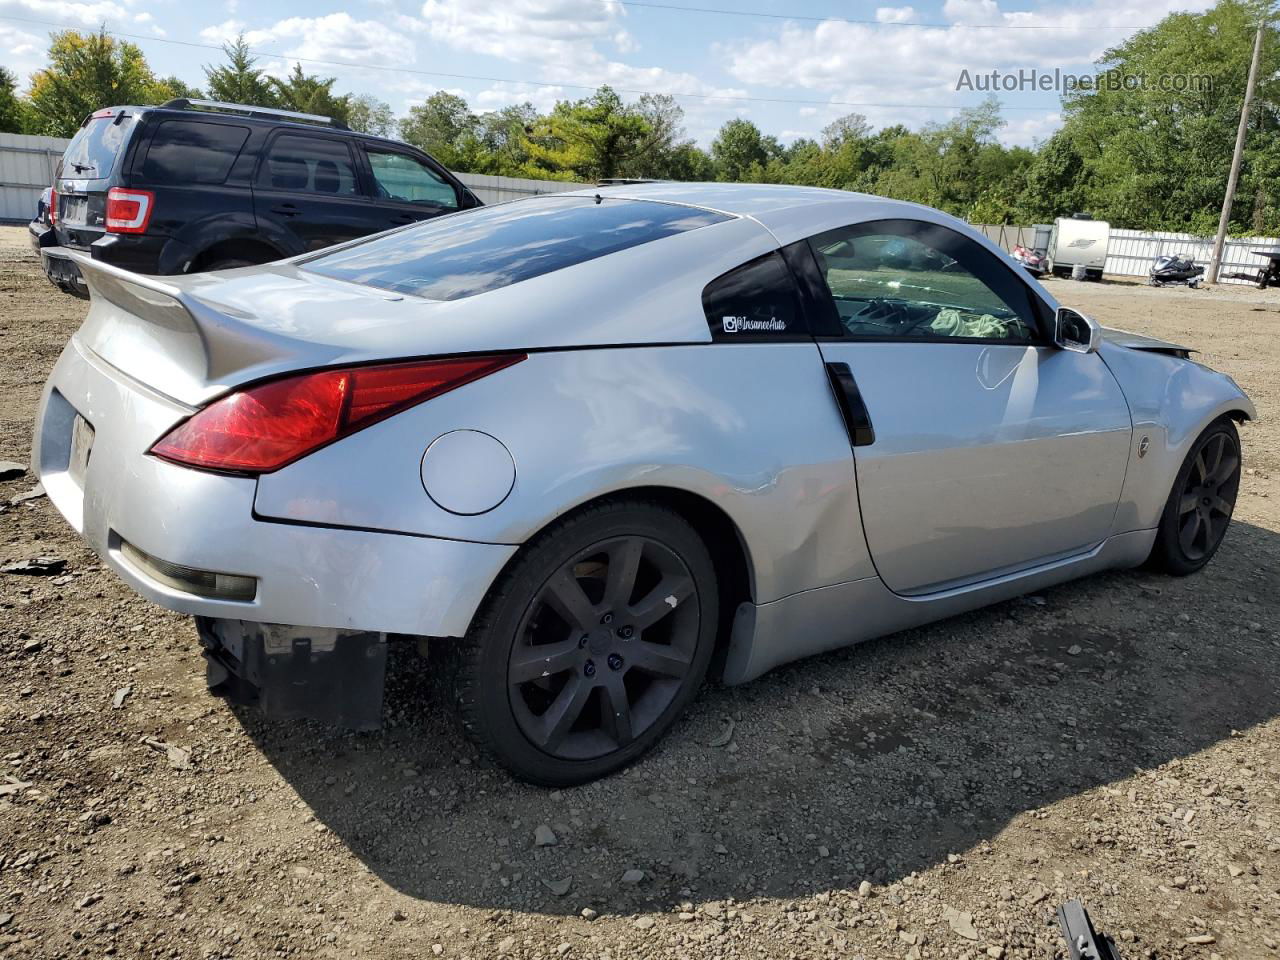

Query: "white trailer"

xmin=1047 ymin=216 xmax=1110 ymax=280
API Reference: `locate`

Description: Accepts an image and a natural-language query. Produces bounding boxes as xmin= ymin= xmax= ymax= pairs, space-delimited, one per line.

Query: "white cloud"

xmin=199 ymin=13 xmax=414 ymax=69
xmin=999 ymin=110 xmax=1063 ymax=146
xmin=723 ymin=0 xmax=1214 ymax=106
xmin=876 ymin=7 xmax=917 ymax=24
xmin=0 ymin=23 xmax=44 ymax=86
xmin=0 ymin=0 xmax=131 ymax=26
xmin=417 ymin=0 xmax=630 ymax=63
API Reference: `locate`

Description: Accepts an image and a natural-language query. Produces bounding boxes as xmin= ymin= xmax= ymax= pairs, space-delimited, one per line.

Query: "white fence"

xmin=0 ymin=132 xmax=67 ymax=222
xmin=975 ymin=221 xmax=1277 ymax=286
xmin=0 ymin=132 xmax=578 ymax=221
xmin=1104 ymin=228 xmax=1277 ymax=286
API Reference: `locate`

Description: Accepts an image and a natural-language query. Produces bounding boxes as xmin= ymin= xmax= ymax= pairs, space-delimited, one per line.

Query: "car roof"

xmin=113 ymin=104 xmax=409 ymax=150
xmin=556 ymin=181 xmax=929 ymax=223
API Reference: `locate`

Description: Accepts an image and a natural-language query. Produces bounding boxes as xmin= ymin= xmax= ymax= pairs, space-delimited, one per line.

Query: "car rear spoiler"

xmin=65 ymin=251 xmax=314 ymax=406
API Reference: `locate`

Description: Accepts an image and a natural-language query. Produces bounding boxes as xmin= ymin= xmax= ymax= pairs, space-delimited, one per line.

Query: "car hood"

xmin=1100 ymin=327 xmax=1193 ymax=355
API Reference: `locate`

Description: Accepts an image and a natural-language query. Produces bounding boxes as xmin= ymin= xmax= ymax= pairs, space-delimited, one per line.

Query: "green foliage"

xmin=347 ymin=94 xmax=395 ymax=137
xmin=153 ymin=75 xmax=203 ymax=103
xmin=26 ymin=29 xmax=164 ymax=136
xmin=0 ymin=67 xmax=23 ymax=134
xmin=269 ymin=64 xmax=350 ymax=126
xmin=711 ymin=118 xmax=781 ymax=182
xmin=399 ymin=91 xmax=482 ymax=169
xmin=203 ymin=36 xmax=276 ymax=107
xmin=523 ymin=86 xmax=653 ymax=181
xmin=1045 ymin=0 xmax=1280 ymax=233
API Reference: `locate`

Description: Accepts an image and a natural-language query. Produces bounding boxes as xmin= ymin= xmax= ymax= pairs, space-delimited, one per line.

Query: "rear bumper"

xmin=33 ymin=337 xmax=515 ymax=638
xmin=41 ymin=246 xmax=89 ymax=298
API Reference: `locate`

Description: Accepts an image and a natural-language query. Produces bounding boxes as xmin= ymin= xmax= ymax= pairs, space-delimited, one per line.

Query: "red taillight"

xmin=105 ymin=187 xmax=154 ymax=234
xmin=49 ymin=186 xmax=57 ymax=226
xmin=150 ymin=355 xmax=525 ymax=473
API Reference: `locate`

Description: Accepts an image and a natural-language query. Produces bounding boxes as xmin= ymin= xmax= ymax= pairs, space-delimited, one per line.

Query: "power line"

xmin=593 ymin=0 xmax=1146 ymax=31
xmin=0 ymin=13 xmax=1062 ymax=112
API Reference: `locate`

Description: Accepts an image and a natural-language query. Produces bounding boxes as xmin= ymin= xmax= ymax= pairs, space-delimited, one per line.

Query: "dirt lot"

xmin=0 ymin=226 xmax=1277 ymax=960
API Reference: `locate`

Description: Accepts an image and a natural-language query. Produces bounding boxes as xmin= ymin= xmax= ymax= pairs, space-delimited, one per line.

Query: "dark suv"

xmin=29 ymin=98 xmax=481 ymax=297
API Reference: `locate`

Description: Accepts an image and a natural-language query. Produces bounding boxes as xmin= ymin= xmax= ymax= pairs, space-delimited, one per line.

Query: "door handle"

xmin=270 ymin=204 xmax=300 ymax=217
xmin=824 ymin=362 xmax=876 ymax=447
xmin=390 ymin=214 xmax=416 ymax=225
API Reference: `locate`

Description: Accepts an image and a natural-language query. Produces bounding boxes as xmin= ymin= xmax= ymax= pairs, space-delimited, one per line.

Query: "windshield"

xmin=302 ymin=196 xmax=731 ymax=301
xmin=58 ymin=112 xmax=135 ymax=179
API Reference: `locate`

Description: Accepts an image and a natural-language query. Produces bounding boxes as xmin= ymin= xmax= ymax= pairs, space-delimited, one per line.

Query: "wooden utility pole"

xmin=1208 ymin=21 xmax=1266 ymax=284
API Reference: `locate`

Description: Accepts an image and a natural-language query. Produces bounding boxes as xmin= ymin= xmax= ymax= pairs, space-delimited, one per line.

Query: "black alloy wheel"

xmin=1151 ymin=417 xmax=1242 ymax=575
xmin=453 ymin=500 xmax=718 ymax=786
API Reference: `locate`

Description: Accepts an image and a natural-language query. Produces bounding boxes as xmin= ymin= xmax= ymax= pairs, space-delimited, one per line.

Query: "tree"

xmin=203 ymin=35 xmax=276 ymax=107
xmin=399 ymin=91 xmax=480 ymax=169
xmin=523 ymin=86 xmax=653 ymax=181
xmin=26 ymin=29 xmax=161 ymax=136
xmin=269 ymin=63 xmax=350 ymax=125
xmin=347 ymin=94 xmax=394 ymax=137
xmin=1049 ymin=0 xmax=1280 ymax=232
xmin=0 ymin=67 xmax=23 ymax=133
xmin=473 ymin=102 xmax=539 ymax=175
xmin=152 ymin=75 xmax=203 ymax=103
xmin=710 ymin=118 xmax=781 ymax=182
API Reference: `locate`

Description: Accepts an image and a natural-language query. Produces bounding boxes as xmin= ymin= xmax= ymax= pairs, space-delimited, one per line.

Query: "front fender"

xmin=1101 ymin=341 xmax=1255 ymax=533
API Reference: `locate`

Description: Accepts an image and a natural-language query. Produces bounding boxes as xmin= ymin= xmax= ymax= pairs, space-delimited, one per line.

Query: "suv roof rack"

xmin=159 ymin=98 xmax=350 ymax=130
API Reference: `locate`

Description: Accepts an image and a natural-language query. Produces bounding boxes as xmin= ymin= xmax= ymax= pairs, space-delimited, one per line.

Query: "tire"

xmin=1149 ymin=417 xmax=1242 ymax=576
xmin=452 ymin=499 xmax=718 ymax=786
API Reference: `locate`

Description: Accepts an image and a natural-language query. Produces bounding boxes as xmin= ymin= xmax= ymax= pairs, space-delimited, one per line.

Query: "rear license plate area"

xmin=60 ymin=195 xmax=88 ymax=225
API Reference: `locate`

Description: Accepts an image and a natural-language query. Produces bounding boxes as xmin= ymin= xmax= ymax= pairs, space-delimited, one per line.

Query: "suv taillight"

xmin=151 ymin=354 xmax=526 ymax=473
xmin=49 ymin=186 xmax=57 ymax=226
xmin=105 ymin=187 xmax=154 ymax=234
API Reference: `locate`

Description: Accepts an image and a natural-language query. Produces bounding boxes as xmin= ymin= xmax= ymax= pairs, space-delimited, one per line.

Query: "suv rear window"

xmin=302 ymin=197 xmax=731 ymax=301
xmin=139 ymin=120 xmax=250 ymax=185
xmin=59 ymin=112 xmax=135 ymax=179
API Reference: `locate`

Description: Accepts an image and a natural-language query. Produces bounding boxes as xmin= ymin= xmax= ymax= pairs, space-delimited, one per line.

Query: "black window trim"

xmin=255 ymin=130 xmax=369 ymax=200
xmin=801 ymin=218 xmax=1053 ymax=346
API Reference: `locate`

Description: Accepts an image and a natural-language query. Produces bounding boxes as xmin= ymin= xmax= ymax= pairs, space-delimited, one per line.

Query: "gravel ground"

xmin=1 ymin=227 xmax=1277 ymax=960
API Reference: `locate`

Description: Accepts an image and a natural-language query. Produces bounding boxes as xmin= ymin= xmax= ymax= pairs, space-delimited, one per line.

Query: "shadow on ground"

xmin=234 ymin=519 xmax=1280 ymax=917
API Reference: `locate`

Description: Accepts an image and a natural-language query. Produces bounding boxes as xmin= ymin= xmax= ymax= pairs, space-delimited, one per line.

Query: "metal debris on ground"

xmin=2 ymin=556 xmax=66 ymax=576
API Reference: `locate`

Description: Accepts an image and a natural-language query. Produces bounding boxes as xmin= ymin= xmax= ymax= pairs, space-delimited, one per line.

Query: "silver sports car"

xmin=33 ymin=183 xmax=1255 ymax=785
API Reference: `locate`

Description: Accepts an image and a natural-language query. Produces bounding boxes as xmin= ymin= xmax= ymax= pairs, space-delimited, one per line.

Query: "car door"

xmin=804 ymin=219 xmax=1132 ymax=595
xmin=360 ymin=145 xmax=463 ymax=230
xmin=252 ymin=132 xmax=373 ymax=253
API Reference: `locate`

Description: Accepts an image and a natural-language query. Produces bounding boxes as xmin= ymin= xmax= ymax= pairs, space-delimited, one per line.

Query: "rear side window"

xmin=303 ymin=197 xmax=731 ymax=301
xmin=59 ymin=112 xmax=136 ymax=179
xmin=139 ymin=120 xmax=249 ymax=185
xmin=702 ymin=252 xmax=803 ymax=339
xmin=259 ymin=135 xmax=360 ymax=196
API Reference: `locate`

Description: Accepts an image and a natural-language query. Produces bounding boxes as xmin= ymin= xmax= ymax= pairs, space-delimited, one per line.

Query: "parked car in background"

xmin=28 ymin=99 xmax=480 ymax=298
xmin=33 ymin=183 xmax=1253 ymax=785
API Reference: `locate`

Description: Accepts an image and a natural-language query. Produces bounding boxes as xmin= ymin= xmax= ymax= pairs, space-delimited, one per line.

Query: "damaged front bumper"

xmin=197 ymin=619 xmax=389 ymax=731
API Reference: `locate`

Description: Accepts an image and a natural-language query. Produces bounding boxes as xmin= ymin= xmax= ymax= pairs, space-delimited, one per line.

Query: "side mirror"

xmin=1053 ymin=307 xmax=1101 ymax=354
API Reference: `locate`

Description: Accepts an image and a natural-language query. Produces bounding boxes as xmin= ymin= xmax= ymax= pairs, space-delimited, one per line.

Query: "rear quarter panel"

xmin=252 ymin=343 xmax=873 ymax=603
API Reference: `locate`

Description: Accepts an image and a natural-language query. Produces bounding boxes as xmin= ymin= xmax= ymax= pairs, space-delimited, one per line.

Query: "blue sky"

xmin=1 ymin=0 xmax=1212 ymax=147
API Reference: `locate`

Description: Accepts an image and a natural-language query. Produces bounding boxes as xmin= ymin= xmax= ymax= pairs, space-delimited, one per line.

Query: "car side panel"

xmin=252 ymin=343 xmax=873 ymax=603
xmin=1099 ymin=342 xmax=1256 ymax=534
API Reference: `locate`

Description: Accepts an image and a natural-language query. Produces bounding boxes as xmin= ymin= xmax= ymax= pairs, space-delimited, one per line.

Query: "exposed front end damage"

xmin=197 ymin=619 xmax=388 ymax=731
